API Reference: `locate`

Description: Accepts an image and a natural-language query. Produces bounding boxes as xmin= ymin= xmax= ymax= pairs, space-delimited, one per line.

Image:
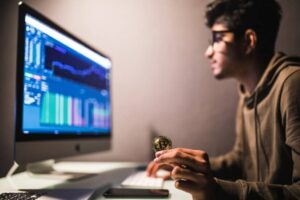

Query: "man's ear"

xmin=244 ymin=29 xmax=257 ymax=55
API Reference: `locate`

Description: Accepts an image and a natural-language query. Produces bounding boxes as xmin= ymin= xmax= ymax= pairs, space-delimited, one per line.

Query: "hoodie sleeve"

xmin=209 ymin=99 xmax=244 ymax=180
xmin=213 ymin=178 xmax=300 ymax=200
xmin=280 ymin=69 xmax=300 ymax=197
xmin=211 ymin=69 xmax=300 ymax=200
xmin=281 ymin=69 xmax=300 ymax=181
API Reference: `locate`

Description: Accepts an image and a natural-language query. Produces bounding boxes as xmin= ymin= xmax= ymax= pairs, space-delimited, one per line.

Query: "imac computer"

xmin=14 ymin=2 xmax=112 ymax=176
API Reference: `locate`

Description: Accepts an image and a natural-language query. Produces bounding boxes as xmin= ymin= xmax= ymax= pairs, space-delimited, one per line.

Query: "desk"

xmin=0 ymin=162 xmax=191 ymax=200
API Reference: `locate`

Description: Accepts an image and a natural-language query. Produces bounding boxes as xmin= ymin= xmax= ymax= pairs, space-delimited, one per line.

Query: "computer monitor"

xmin=14 ymin=2 xmax=112 ymax=174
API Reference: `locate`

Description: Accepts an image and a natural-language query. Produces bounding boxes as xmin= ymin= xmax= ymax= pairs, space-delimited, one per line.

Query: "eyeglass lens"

xmin=209 ymin=30 xmax=233 ymax=51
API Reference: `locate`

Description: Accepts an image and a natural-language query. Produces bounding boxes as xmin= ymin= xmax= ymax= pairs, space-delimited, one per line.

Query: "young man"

xmin=147 ymin=0 xmax=300 ymax=199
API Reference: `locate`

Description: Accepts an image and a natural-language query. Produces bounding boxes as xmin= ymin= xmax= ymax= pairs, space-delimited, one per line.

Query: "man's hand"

xmin=146 ymin=160 xmax=172 ymax=180
xmin=154 ymin=148 xmax=218 ymax=200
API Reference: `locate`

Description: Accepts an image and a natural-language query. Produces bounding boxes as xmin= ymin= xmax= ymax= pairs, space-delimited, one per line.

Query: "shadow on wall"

xmin=0 ymin=0 xmax=18 ymax=177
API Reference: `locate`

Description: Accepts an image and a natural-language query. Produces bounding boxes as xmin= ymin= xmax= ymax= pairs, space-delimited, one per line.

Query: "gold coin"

xmin=152 ymin=136 xmax=172 ymax=152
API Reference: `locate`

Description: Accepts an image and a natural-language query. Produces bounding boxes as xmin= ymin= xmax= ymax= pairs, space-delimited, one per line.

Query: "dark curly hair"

xmin=205 ymin=0 xmax=282 ymax=53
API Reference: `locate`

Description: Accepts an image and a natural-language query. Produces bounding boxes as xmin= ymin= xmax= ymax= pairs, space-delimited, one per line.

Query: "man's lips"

xmin=209 ymin=60 xmax=217 ymax=68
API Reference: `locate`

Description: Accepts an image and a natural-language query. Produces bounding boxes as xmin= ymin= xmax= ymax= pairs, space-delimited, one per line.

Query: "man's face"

xmin=205 ymin=23 xmax=244 ymax=79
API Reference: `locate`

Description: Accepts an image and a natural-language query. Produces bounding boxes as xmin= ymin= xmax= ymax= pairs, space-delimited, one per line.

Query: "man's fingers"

xmin=174 ymin=180 xmax=199 ymax=194
xmin=175 ymin=148 xmax=209 ymax=161
xmin=155 ymin=150 xmax=209 ymax=173
xmin=155 ymin=149 xmax=170 ymax=158
xmin=146 ymin=161 xmax=156 ymax=176
xmin=162 ymin=174 xmax=171 ymax=180
xmin=171 ymin=166 xmax=197 ymax=182
xmin=146 ymin=161 xmax=174 ymax=178
xmin=171 ymin=166 xmax=208 ymax=184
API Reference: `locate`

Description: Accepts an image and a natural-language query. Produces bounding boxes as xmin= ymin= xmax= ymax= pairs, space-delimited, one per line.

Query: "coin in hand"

xmin=152 ymin=136 xmax=172 ymax=152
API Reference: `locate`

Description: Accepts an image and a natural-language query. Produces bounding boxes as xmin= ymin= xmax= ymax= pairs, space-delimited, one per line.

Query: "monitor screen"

xmin=15 ymin=2 xmax=112 ymax=165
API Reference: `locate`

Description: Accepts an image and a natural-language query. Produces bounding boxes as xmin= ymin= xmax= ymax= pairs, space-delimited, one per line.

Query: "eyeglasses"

xmin=208 ymin=30 xmax=234 ymax=52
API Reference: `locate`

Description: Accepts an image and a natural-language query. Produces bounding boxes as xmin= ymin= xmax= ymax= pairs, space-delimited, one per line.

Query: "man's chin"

xmin=213 ymin=72 xmax=230 ymax=80
xmin=213 ymin=71 xmax=225 ymax=80
xmin=212 ymin=67 xmax=233 ymax=80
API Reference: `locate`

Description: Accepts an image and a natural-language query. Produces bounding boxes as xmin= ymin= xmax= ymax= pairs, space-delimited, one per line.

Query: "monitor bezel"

xmin=15 ymin=2 xmax=112 ymax=142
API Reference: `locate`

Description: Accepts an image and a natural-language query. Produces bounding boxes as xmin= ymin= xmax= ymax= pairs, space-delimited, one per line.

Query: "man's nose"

xmin=205 ymin=45 xmax=213 ymax=58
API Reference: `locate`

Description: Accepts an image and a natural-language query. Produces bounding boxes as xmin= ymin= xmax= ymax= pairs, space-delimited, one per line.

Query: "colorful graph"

xmin=40 ymin=92 xmax=110 ymax=129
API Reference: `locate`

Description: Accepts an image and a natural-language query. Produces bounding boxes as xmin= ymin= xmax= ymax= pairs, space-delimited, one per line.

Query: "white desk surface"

xmin=0 ymin=162 xmax=191 ymax=200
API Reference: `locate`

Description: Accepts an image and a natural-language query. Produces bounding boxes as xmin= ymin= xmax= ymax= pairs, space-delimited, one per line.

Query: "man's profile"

xmin=147 ymin=0 xmax=300 ymax=199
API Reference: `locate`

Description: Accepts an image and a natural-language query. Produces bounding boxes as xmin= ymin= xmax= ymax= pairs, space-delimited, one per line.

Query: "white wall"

xmin=21 ymin=0 xmax=239 ymax=162
xmin=0 ymin=0 xmax=299 ymax=175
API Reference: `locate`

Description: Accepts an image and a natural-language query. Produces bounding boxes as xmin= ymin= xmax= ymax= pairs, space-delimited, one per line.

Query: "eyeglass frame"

xmin=208 ymin=30 xmax=244 ymax=51
xmin=208 ymin=30 xmax=233 ymax=46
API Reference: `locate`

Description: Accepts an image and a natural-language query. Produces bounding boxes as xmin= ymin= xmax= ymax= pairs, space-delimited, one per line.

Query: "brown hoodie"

xmin=210 ymin=52 xmax=300 ymax=199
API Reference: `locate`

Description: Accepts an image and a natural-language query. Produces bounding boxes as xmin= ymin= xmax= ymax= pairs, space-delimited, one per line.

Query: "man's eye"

xmin=213 ymin=33 xmax=224 ymax=42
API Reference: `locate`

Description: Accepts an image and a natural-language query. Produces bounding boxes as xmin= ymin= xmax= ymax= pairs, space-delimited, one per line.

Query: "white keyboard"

xmin=121 ymin=171 xmax=164 ymax=188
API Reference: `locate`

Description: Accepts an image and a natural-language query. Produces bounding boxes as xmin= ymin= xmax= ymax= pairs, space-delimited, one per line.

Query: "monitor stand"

xmin=10 ymin=160 xmax=95 ymax=181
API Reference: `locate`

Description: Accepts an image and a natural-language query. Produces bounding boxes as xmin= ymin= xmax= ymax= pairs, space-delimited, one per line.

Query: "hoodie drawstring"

xmin=254 ymin=90 xmax=270 ymax=181
xmin=254 ymin=92 xmax=260 ymax=181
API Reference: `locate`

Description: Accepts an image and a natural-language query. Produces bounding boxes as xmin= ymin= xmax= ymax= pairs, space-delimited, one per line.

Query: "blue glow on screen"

xmin=22 ymin=14 xmax=112 ymax=135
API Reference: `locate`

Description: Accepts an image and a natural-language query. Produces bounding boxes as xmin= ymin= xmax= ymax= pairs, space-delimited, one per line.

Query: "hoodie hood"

xmin=240 ymin=52 xmax=300 ymax=109
xmin=238 ymin=52 xmax=300 ymax=181
xmin=210 ymin=52 xmax=300 ymax=198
